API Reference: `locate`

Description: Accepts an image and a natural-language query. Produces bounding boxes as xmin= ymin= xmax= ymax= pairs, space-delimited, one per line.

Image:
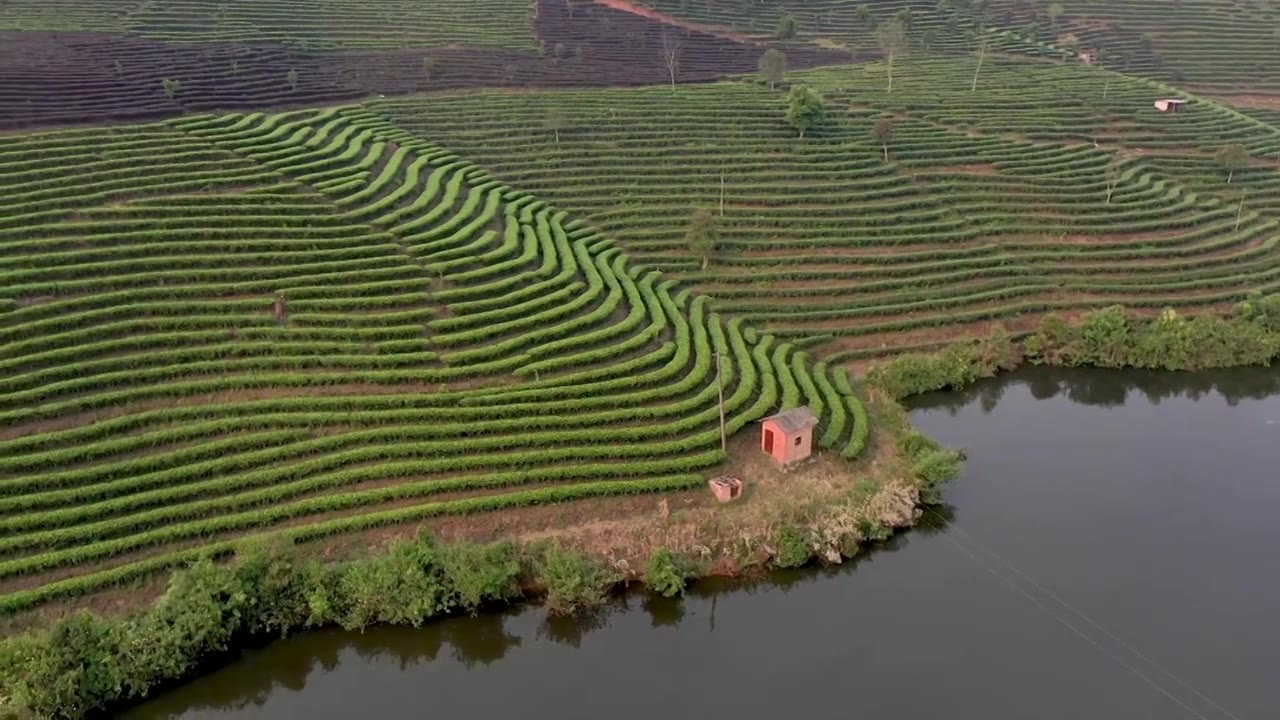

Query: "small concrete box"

xmin=760 ymin=406 xmax=819 ymax=467
xmin=708 ymin=476 xmax=743 ymax=503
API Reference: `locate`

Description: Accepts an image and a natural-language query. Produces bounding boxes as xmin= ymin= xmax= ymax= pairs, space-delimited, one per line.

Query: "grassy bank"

xmin=0 ymin=405 xmax=956 ymax=720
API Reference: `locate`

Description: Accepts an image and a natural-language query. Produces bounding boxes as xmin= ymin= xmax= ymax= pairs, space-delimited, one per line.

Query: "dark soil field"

xmin=0 ymin=0 xmax=853 ymax=130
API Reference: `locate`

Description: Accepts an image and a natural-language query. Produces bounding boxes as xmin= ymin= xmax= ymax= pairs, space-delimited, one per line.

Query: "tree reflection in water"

xmin=641 ymin=592 xmax=685 ymax=628
xmin=537 ymin=603 xmax=614 ymax=649
xmin=909 ymin=365 xmax=1280 ymax=414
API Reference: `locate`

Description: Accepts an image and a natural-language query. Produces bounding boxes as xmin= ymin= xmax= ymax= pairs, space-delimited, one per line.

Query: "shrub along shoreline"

xmin=12 ymin=293 xmax=1277 ymax=720
xmin=0 ymin=397 xmax=957 ymax=720
xmin=0 ymin=469 xmax=945 ymax=720
xmin=865 ymin=293 xmax=1280 ymax=400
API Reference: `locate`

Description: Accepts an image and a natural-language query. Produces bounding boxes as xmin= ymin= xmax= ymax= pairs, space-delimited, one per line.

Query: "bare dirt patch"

xmin=918 ymin=163 xmax=1002 ymax=176
xmin=589 ymin=0 xmax=749 ymax=42
xmin=431 ymin=425 xmax=916 ymax=573
xmin=1196 ymin=93 xmax=1280 ymax=111
xmin=1005 ymin=227 xmax=1188 ymax=246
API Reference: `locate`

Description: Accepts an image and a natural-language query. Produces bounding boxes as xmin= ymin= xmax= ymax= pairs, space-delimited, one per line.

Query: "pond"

xmin=127 ymin=366 xmax=1280 ymax=720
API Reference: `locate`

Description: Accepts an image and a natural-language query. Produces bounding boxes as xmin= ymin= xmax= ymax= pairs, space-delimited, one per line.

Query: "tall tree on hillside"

xmin=758 ymin=48 xmax=788 ymax=90
xmin=1057 ymin=32 xmax=1081 ymax=62
xmin=1047 ymin=2 xmax=1065 ymax=27
xmin=660 ymin=31 xmax=682 ymax=92
xmin=421 ymin=56 xmax=436 ymax=81
xmin=1234 ymin=188 xmax=1249 ymax=232
xmin=785 ymin=85 xmax=826 ymax=139
xmin=1105 ymin=159 xmax=1123 ymax=205
xmin=876 ymin=17 xmax=907 ymax=92
xmin=871 ymin=117 xmax=895 ymax=162
xmin=545 ymin=108 xmax=568 ymax=145
xmin=776 ymin=13 xmax=798 ymax=39
xmin=855 ymin=4 xmax=873 ymax=27
xmin=287 ymin=69 xmax=299 ymax=91
xmin=921 ymin=28 xmax=939 ymax=50
xmin=970 ymin=31 xmax=989 ymax=91
xmin=1215 ymin=144 xmax=1249 ymax=184
xmin=686 ymin=209 xmax=720 ymax=270
xmin=844 ymin=34 xmax=863 ymax=60
xmin=161 ymin=78 xmax=180 ymax=101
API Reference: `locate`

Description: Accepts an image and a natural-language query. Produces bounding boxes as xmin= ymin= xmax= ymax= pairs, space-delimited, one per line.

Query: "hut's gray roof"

xmin=763 ymin=406 xmax=819 ymax=434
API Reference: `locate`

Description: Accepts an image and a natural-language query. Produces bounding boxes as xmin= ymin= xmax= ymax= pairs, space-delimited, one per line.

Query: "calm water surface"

xmin=128 ymin=367 xmax=1280 ymax=720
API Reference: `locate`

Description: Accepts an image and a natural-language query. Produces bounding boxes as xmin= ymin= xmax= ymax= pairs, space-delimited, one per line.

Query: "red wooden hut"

xmin=760 ymin=406 xmax=819 ymax=467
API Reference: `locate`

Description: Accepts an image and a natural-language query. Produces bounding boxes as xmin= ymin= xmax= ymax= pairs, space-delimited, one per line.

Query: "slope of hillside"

xmin=0 ymin=0 xmax=847 ymax=130
xmin=1 ymin=0 xmax=537 ymax=50
xmin=3 ymin=0 xmax=1279 ymax=634
xmin=0 ymin=107 xmax=875 ymax=615
xmin=369 ymin=57 xmax=1280 ymax=360
xmin=646 ymin=0 xmax=1280 ymax=91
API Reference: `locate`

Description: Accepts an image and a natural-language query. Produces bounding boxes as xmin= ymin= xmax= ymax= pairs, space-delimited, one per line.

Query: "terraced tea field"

xmin=0 ymin=107 xmax=873 ymax=615
xmin=2 ymin=0 xmax=537 ymax=50
xmin=4 ymin=0 xmax=1280 ymax=623
xmin=1022 ymin=0 xmax=1280 ymax=91
xmin=373 ymin=57 xmax=1280 ymax=361
xmin=647 ymin=0 xmax=1280 ymax=91
xmin=0 ymin=0 xmax=845 ymax=130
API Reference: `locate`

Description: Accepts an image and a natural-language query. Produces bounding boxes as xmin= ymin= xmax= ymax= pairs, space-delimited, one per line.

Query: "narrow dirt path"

xmin=589 ymin=0 xmax=749 ymax=43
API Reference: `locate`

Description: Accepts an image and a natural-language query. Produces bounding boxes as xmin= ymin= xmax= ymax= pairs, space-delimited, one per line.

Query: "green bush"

xmin=912 ymin=448 xmax=963 ymax=505
xmin=437 ymin=540 xmax=523 ymax=612
xmin=0 ymin=533 xmax=527 ymax=719
xmin=536 ymin=542 xmax=617 ymax=615
xmin=1024 ymin=299 xmax=1280 ymax=371
xmin=643 ymin=549 xmax=691 ymax=598
xmin=898 ymin=431 xmax=962 ymax=505
xmin=1074 ymin=305 xmax=1131 ymax=366
xmin=865 ymin=342 xmax=990 ymax=399
xmin=773 ymin=525 xmax=812 ymax=569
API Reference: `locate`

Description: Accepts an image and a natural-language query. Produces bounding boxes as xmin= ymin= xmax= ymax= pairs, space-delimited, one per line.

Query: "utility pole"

xmin=1236 ymin=189 xmax=1247 ymax=232
xmin=713 ymin=351 xmax=726 ymax=452
xmin=719 ymin=169 xmax=725 ymax=216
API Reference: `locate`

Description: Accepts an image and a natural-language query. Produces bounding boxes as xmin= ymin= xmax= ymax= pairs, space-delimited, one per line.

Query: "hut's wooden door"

xmin=763 ymin=428 xmax=775 ymax=454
